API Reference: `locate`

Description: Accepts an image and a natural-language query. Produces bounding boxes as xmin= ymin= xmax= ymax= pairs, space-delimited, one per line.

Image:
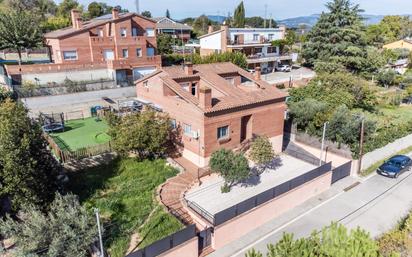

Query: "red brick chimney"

xmin=184 ymin=62 xmax=193 ymax=76
xmin=255 ymin=67 xmax=261 ymax=80
xmin=112 ymin=8 xmax=119 ymax=19
xmin=199 ymin=86 xmax=212 ymax=109
xmin=71 ymin=9 xmax=81 ymax=29
xmin=208 ymin=25 xmax=213 ymax=34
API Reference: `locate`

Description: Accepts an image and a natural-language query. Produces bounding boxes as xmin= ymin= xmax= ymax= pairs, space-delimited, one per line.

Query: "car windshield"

xmin=387 ymin=160 xmax=402 ymax=167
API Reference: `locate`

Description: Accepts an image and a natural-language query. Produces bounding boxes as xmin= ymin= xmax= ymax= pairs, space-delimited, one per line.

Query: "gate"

xmin=198 ymin=227 xmax=213 ymax=251
xmin=331 ymin=161 xmax=352 ymax=184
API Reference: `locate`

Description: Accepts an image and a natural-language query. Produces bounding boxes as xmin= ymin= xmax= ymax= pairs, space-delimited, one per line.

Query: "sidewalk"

xmin=209 ymin=161 xmax=412 ymax=256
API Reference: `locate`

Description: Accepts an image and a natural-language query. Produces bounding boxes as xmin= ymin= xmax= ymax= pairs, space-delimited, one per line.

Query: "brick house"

xmin=6 ymin=9 xmax=161 ymax=86
xmin=136 ymin=62 xmax=287 ymax=167
xmin=154 ymin=17 xmax=192 ymax=42
xmin=199 ymin=25 xmax=293 ymax=72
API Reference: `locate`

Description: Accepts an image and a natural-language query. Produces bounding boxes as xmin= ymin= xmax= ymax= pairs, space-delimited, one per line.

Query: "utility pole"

xmin=319 ymin=122 xmax=328 ymax=166
xmin=357 ymin=118 xmax=365 ymax=174
xmin=269 ymin=13 xmax=273 ymax=28
xmin=95 ymin=208 xmax=104 ymax=257
xmin=264 ymin=4 xmax=268 ymax=28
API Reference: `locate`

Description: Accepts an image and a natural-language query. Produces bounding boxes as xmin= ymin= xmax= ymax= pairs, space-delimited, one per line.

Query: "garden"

xmin=67 ymin=157 xmax=183 ymax=257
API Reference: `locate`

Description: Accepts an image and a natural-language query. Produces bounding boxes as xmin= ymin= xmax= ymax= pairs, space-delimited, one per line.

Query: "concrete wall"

xmin=158 ymin=237 xmax=198 ymax=257
xmin=21 ymin=68 xmax=114 ymax=84
xmin=212 ymin=171 xmax=332 ymax=250
xmin=200 ymin=32 xmax=222 ymax=51
xmin=361 ymin=133 xmax=412 ymax=170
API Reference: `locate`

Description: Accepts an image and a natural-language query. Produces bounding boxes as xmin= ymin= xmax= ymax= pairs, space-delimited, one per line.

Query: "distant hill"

xmin=277 ymin=14 xmax=412 ymax=28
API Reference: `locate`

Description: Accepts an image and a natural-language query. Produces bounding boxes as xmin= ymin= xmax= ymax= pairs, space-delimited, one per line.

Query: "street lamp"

xmin=319 ymin=122 xmax=329 ymax=166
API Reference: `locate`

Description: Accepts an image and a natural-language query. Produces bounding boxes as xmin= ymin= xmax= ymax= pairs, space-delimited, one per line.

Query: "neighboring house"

xmin=136 ymin=62 xmax=287 ymax=167
xmin=387 ymin=58 xmax=409 ymax=75
xmin=198 ymin=25 xmax=292 ymax=72
xmin=383 ymin=39 xmax=412 ymax=51
xmin=154 ymin=17 xmax=192 ymax=42
xmin=5 ymin=9 xmax=161 ymax=86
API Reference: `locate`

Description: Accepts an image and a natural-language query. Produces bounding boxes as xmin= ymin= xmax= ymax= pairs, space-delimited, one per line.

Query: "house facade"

xmin=154 ymin=17 xmax=192 ymax=42
xmin=136 ymin=62 xmax=286 ymax=167
xmin=383 ymin=39 xmax=412 ymax=51
xmin=198 ymin=26 xmax=292 ymax=72
xmin=6 ymin=9 xmax=161 ymax=86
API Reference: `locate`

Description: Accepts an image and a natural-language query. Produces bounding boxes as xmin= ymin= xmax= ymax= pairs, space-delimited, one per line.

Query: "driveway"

xmin=209 ymin=153 xmax=412 ymax=257
xmin=261 ymin=67 xmax=315 ymax=84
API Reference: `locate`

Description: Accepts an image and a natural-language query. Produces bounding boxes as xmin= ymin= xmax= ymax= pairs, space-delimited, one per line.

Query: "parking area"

xmin=261 ymin=67 xmax=315 ymax=84
xmin=185 ymin=154 xmax=316 ymax=215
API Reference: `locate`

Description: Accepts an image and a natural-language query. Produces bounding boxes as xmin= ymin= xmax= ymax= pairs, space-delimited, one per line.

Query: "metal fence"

xmin=125 ymin=224 xmax=196 ymax=257
xmin=331 ymin=161 xmax=352 ymax=184
xmin=211 ymin=162 xmax=332 ymax=226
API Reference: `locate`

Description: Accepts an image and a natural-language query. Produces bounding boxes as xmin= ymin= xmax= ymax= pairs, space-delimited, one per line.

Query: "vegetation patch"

xmin=67 ymin=158 xmax=183 ymax=257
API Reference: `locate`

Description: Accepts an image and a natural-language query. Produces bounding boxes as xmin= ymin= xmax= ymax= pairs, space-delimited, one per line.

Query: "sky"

xmin=62 ymin=0 xmax=412 ymax=20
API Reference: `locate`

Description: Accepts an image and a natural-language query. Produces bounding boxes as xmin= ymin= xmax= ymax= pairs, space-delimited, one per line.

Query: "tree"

xmin=165 ymin=9 xmax=170 ymax=19
xmin=0 ymin=87 xmax=14 ymax=103
xmin=249 ymin=136 xmax=275 ymax=174
xmin=0 ymin=100 xmax=60 ymax=212
xmin=88 ymin=1 xmax=103 ymax=18
xmin=112 ymin=108 xmax=172 ymax=159
xmin=0 ymin=193 xmax=97 ymax=256
xmin=57 ymin=0 xmax=80 ymax=18
xmin=377 ymin=69 xmax=397 ymax=87
xmin=0 ymin=10 xmax=42 ymax=65
xmin=233 ymin=1 xmax=245 ymax=28
xmin=209 ymin=149 xmax=250 ymax=192
xmin=157 ymin=34 xmax=174 ymax=55
xmin=189 ymin=51 xmax=248 ymax=69
xmin=41 ymin=15 xmax=71 ymax=32
xmin=192 ymin=15 xmax=214 ymax=36
xmin=288 ymin=99 xmax=329 ymax=134
xmin=249 ymin=223 xmax=380 ymax=257
xmin=244 ymin=17 xmax=277 ymax=28
xmin=302 ymin=0 xmax=369 ymax=73
xmin=141 ymin=10 xmax=152 ymax=18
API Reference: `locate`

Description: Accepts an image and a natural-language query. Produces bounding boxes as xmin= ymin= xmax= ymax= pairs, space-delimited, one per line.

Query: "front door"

xmin=240 ymin=115 xmax=252 ymax=142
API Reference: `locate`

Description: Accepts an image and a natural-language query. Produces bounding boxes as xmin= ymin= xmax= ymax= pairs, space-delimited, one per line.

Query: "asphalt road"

xmin=209 ymin=156 xmax=412 ymax=257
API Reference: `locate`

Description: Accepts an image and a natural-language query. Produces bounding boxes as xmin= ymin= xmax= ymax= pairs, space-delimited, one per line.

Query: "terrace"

xmin=185 ymin=154 xmax=317 ymax=219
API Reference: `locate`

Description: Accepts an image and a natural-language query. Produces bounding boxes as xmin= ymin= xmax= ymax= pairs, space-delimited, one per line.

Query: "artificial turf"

xmin=50 ymin=117 xmax=111 ymax=151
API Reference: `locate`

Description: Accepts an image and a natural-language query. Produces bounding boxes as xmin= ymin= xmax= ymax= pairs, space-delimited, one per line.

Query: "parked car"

xmin=275 ymin=65 xmax=291 ymax=72
xmin=377 ymin=155 xmax=412 ymax=178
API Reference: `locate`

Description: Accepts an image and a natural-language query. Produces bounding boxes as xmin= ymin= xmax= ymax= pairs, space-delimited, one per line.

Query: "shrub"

xmin=377 ymin=70 xmax=397 ymax=87
xmin=249 ymin=136 xmax=275 ymax=174
xmin=209 ymin=149 xmax=250 ymax=192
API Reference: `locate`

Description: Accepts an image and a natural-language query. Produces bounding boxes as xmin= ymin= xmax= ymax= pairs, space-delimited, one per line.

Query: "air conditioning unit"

xmin=191 ymin=130 xmax=200 ymax=139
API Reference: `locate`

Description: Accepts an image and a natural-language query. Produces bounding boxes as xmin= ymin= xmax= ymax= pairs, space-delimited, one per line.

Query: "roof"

xmin=139 ymin=62 xmax=286 ymax=114
xmin=198 ymin=29 xmax=224 ymax=39
xmin=44 ymin=12 xmax=156 ymax=39
xmin=154 ymin=17 xmax=192 ymax=31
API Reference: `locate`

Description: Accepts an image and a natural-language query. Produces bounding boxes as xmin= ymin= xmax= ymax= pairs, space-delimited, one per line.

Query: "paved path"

xmin=209 ymin=154 xmax=412 ymax=257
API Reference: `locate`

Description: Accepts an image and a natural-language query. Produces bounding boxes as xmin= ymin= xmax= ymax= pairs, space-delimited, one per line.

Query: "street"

xmin=209 ymin=155 xmax=412 ymax=257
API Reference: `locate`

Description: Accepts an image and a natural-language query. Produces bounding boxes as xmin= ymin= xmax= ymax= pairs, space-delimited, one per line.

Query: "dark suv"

xmin=377 ymin=155 xmax=412 ymax=178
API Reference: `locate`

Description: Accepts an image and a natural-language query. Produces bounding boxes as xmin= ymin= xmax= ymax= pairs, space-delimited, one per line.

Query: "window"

xmin=147 ymin=47 xmax=155 ymax=56
xmin=103 ymin=49 xmax=114 ymax=60
xmin=191 ymin=83 xmax=196 ymax=96
xmin=122 ymin=49 xmax=128 ymax=58
xmin=170 ymin=119 xmax=177 ymax=129
xmin=268 ymin=34 xmax=274 ymax=40
xmin=132 ymin=27 xmax=138 ymax=36
xmin=146 ymin=28 xmax=155 ymax=37
xmin=143 ymin=81 xmax=148 ymax=88
xmin=217 ymin=126 xmax=229 ymax=139
xmin=136 ymin=48 xmax=142 ymax=57
xmin=62 ymin=50 xmax=77 ymax=60
xmin=181 ymin=82 xmax=190 ymax=92
xmin=120 ymin=28 xmax=127 ymax=37
xmin=225 ymin=77 xmax=235 ymax=85
xmin=183 ymin=124 xmax=192 ymax=136
xmin=97 ymin=28 xmax=104 ymax=37
xmin=253 ymin=34 xmax=259 ymax=41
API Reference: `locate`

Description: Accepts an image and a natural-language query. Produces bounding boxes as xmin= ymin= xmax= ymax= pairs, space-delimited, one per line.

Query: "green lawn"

xmin=50 ymin=117 xmax=111 ymax=151
xmin=68 ymin=158 xmax=183 ymax=257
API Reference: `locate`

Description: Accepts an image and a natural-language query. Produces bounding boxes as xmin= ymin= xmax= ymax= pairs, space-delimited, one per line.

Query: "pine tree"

xmin=233 ymin=1 xmax=245 ymax=28
xmin=302 ymin=0 xmax=369 ymax=73
xmin=0 ymin=100 xmax=60 ymax=213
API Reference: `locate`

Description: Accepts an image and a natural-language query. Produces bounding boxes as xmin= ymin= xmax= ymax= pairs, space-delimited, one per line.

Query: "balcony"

xmin=90 ymin=36 xmax=148 ymax=46
xmin=228 ymin=38 xmax=271 ymax=46
xmin=246 ymin=53 xmax=293 ymax=64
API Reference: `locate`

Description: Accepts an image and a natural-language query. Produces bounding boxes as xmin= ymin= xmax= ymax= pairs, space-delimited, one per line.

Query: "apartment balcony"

xmin=90 ymin=36 xmax=148 ymax=46
xmin=227 ymin=38 xmax=272 ymax=47
xmin=246 ymin=53 xmax=293 ymax=64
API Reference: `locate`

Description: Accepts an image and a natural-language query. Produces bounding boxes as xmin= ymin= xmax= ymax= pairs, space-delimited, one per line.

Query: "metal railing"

xmin=185 ymin=199 xmax=215 ymax=224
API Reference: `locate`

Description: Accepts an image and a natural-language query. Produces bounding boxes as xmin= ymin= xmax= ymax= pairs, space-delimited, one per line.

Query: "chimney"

xmin=184 ymin=62 xmax=193 ymax=76
xmin=71 ymin=9 xmax=80 ymax=29
xmin=76 ymin=18 xmax=83 ymax=29
xmin=255 ymin=67 xmax=261 ymax=80
xmin=112 ymin=8 xmax=119 ymax=19
xmin=208 ymin=25 xmax=213 ymax=34
xmin=199 ymin=86 xmax=212 ymax=109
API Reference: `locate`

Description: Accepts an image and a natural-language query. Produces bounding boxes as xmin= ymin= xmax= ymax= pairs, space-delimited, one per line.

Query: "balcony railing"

xmin=228 ymin=38 xmax=271 ymax=45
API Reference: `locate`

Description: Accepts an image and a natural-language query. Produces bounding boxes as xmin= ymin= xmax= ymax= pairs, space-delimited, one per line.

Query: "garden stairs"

xmin=159 ymin=156 xmax=199 ymax=225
